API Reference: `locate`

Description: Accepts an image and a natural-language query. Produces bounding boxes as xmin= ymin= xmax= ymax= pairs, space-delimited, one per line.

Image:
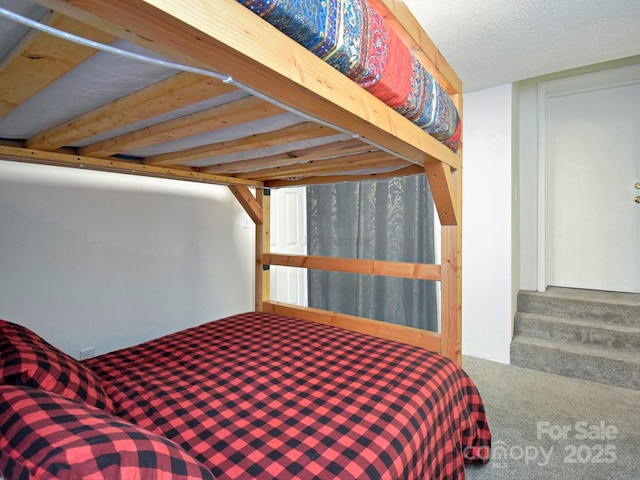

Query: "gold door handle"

xmin=636 ymin=182 xmax=640 ymax=189
xmin=636 ymin=196 xmax=640 ymax=204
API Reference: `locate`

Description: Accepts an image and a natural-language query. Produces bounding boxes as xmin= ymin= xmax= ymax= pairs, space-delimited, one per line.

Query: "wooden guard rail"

xmin=261 ymin=253 xmax=443 ymax=353
xmin=263 ymin=254 xmax=441 ymax=281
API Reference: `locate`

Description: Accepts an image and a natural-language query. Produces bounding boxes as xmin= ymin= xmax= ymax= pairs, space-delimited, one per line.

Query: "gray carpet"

xmin=461 ymin=356 xmax=640 ymax=479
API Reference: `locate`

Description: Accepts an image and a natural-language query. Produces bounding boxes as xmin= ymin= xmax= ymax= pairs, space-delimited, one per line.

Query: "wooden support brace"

xmin=425 ymin=162 xmax=458 ymax=226
xmin=228 ymin=186 xmax=263 ymax=224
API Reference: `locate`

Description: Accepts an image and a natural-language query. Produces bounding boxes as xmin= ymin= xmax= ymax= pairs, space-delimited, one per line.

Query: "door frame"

xmin=536 ymin=63 xmax=640 ymax=292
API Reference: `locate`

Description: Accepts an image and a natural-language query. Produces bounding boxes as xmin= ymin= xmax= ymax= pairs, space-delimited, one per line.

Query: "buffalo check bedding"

xmin=1 ymin=312 xmax=491 ymax=479
xmin=86 ymin=312 xmax=490 ymax=479
xmin=0 ymin=385 xmax=214 ymax=480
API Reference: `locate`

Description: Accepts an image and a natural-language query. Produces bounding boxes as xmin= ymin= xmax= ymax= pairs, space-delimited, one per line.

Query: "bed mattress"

xmin=85 ymin=311 xmax=491 ymax=479
xmin=237 ymin=0 xmax=462 ymax=151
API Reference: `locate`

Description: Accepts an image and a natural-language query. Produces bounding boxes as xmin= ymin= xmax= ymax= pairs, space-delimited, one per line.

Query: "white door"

xmin=270 ymin=187 xmax=308 ymax=305
xmin=545 ymin=66 xmax=640 ymax=293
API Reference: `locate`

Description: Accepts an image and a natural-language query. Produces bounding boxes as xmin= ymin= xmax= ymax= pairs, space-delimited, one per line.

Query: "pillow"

xmin=0 ymin=385 xmax=216 ymax=480
xmin=0 ymin=319 xmax=113 ymax=412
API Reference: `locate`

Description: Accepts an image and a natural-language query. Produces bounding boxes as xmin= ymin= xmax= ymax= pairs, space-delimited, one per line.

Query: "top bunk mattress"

xmin=237 ymin=0 xmax=461 ymax=151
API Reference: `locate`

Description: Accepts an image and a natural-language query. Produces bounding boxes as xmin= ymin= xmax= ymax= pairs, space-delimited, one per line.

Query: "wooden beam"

xmin=0 ymin=12 xmax=114 ymax=119
xmin=228 ymin=185 xmax=262 ymax=224
xmin=0 ymin=144 xmax=262 ymax=187
xmin=238 ymin=151 xmax=401 ymax=181
xmin=143 ymin=122 xmax=338 ymax=167
xmin=264 ymin=301 xmax=441 ymax=352
xmin=26 ymin=72 xmax=237 ymax=151
xmin=425 ymin=162 xmax=458 ymax=226
xmin=439 ymin=225 xmax=461 ymax=364
xmin=264 ymin=253 xmax=441 ymax=281
xmin=255 ymin=189 xmax=270 ymax=311
xmin=203 ymin=138 xmax=372 ymax=175
xmin=31 ymin=0 xmax=460 ymax=169
xmin=79 ymin=95 xmax=284 ymax=158
xmin=439 ymin=161 xmax=462 ymax=364
xmin=264 ymin=164 xmax=425 ymax=188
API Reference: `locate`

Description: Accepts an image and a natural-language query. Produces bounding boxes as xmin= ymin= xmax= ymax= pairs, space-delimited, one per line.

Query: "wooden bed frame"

xmin=0 ymin=0 xmax=463 ymax=363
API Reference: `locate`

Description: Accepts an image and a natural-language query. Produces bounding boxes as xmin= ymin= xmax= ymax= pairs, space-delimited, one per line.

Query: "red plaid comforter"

xmin=85 ymin=312 xmax=491 ymax=479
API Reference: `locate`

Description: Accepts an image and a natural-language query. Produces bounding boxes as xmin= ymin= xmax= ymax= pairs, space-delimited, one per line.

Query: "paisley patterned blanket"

xmin=237 ymin=0 xmax=461 ymax=151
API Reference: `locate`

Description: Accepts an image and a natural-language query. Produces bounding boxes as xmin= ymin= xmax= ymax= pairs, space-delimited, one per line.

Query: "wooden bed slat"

xmin=203 ymin=139 xmax=372 ymax=175
xmin=79 ymin=95 xmax=284 ymax=158
xmin=143 ymin=122 xmax=338 ymax=167
xmin=0 ymin=12 xmax=114 ymax=120
xmin=26 ymin=72 xmax=237 ymax=151
xmin=237 ymin=151 xmax=402 ymax=181
xmin=264 ymin=164 xmax=426 ymax=188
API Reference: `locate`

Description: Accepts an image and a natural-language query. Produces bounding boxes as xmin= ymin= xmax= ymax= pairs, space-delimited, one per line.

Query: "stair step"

xmin=514 ymin=312 xmax=640 ymax=351
xmin=511 ymin=335 xmax=640 ymax=390
xmin=518 ymin=287 xmax=640 ymax=326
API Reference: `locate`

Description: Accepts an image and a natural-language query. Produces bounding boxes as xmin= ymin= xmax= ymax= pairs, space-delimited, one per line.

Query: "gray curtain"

xmin=307 ymin=175 xmax=438 ymax=331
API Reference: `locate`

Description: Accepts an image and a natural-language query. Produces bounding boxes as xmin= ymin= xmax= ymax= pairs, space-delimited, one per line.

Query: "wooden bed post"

xmin=440 ymin=224 xmax=462 ymax=364
xmin=426 ymin=163 xmax=461 ymax=364
xmin=228 ymin=185 xmax=269 ymax=311
xmin=424 ymin=86 xmax=462 ymax=364
xmin=255 ymin=188 xmax=271 ymax=311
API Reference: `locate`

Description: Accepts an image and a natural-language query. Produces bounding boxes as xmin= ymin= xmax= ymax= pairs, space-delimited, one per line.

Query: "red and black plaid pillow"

xmin=0 ymin=319 xmax=113 ymax=412
xmin=0 ymin=385 xmax=216 ymax=480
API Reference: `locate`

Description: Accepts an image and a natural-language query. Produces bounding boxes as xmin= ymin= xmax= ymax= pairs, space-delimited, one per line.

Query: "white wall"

xmin=0 ymin=162 xmax=254 ymax=358
xmin=461 ymin=83 xmax=515 ymax=364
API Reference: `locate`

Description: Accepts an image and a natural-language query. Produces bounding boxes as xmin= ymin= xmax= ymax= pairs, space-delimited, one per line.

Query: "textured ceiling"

xmin=405 ymin=0 xmax=640 ymax=92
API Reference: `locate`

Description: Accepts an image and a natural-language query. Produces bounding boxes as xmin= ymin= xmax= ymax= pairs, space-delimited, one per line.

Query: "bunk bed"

xmin=0 ymin=0 xmax=490 ymax=478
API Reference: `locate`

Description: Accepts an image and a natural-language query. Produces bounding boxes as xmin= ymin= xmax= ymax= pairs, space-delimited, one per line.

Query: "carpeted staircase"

xmin=510 ymin=287 xmax=640 ymax=390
